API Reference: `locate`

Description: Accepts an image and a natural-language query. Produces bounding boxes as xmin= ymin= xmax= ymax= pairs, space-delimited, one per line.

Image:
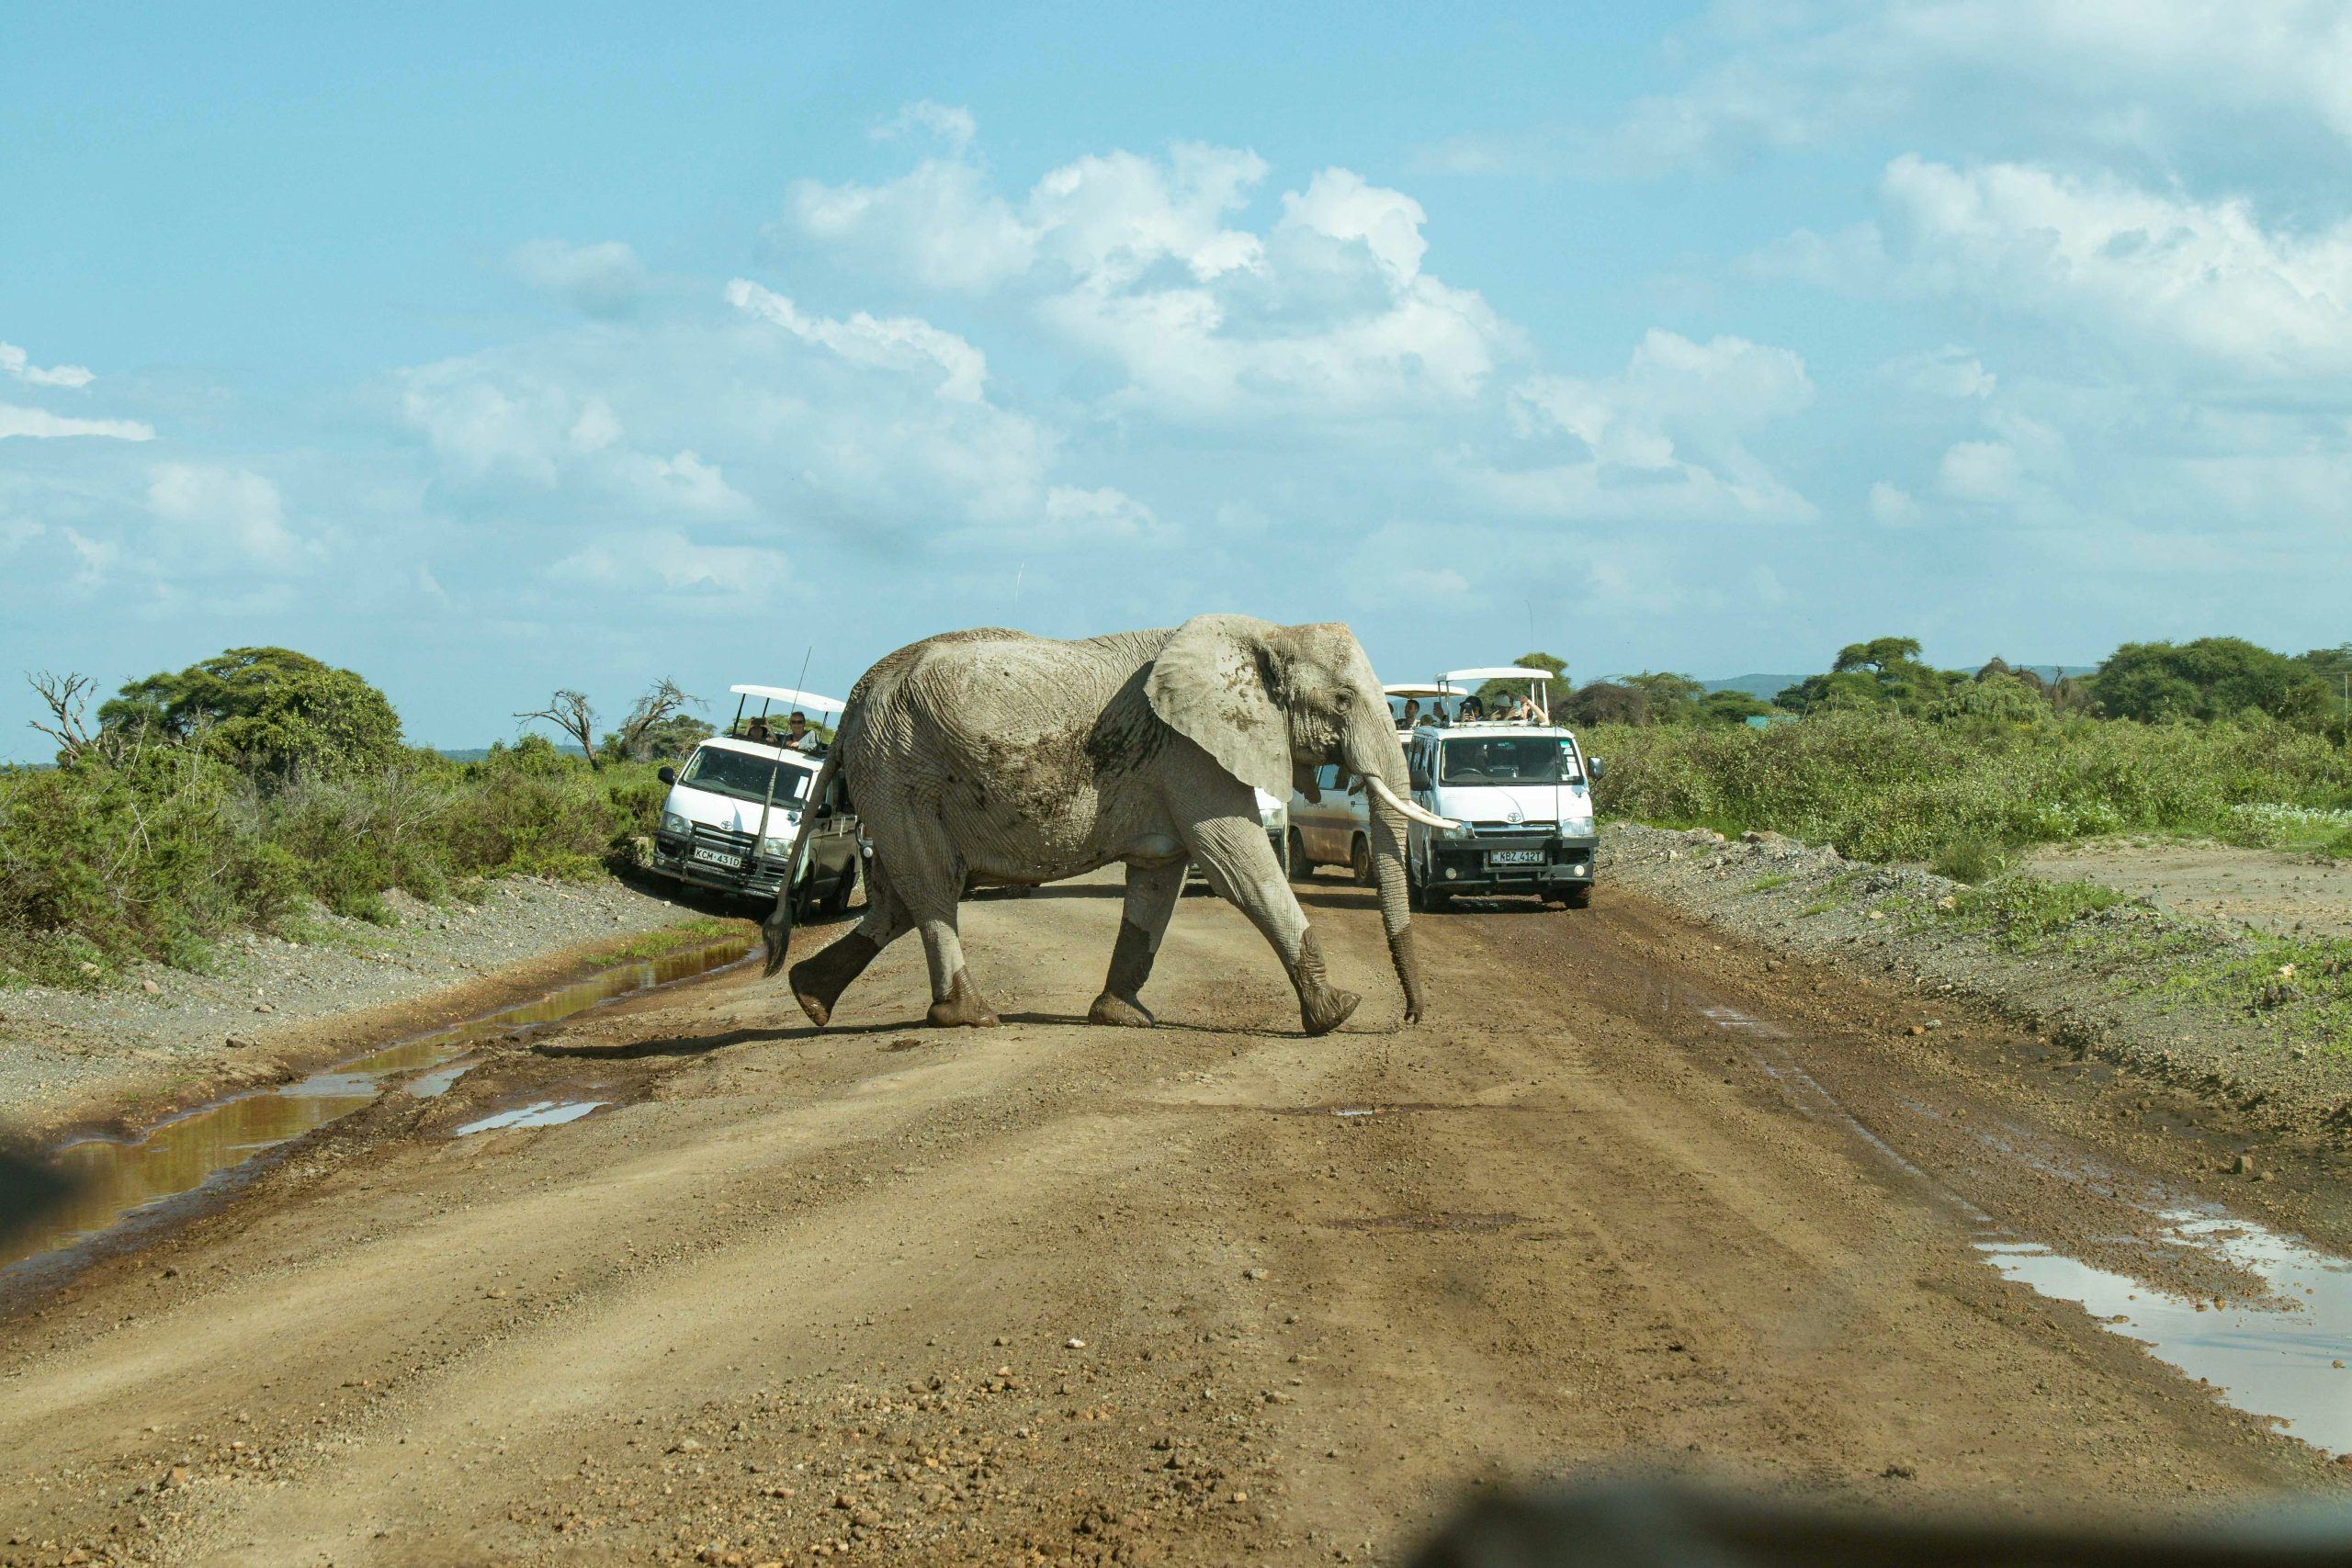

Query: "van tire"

xmin=1557 ymin=885 xmax=1592 ymax=909
xmin=1287 ymin=829 xmax=1310 ymax=881
xmin=824 ymin=862 xmax=857 ymax=915
xmin=1349 ymin=836 xmax=1374 ymax=887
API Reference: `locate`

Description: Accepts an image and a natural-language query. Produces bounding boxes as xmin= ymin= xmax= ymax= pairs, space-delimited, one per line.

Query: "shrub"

xmin=1589 ymin=709 xmax=2348 ymax=861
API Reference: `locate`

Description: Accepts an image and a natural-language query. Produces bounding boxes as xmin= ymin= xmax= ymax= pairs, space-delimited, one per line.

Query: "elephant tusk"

xmin=1365 ymin=774 xmax=1460 ymax=832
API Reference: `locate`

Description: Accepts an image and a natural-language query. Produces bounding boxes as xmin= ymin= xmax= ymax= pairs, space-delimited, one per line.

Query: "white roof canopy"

xmin=1382 ymin=681 xmax=1466 ymax=698
xmin=1441 ymin=666 xmax=1555 ymax=683
xmin=730 ymin=683 xmax=845 ymax=716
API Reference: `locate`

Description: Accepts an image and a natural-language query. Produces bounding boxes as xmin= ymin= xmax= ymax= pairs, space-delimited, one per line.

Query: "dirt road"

xmin=3 ymin=872 xmax=2343 ymax=1566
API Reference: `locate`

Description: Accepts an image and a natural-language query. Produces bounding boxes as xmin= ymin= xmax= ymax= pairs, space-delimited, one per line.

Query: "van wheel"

xmin=1349 ymin=836 xmax=1374 ymax=887
xmin=1556 ymin=885 xmax=1592 ymax=909
xmin=824 ymin=863 xmax=857 ymax=915
xmin=1287 ymin=829 xmax=1309 ymax=881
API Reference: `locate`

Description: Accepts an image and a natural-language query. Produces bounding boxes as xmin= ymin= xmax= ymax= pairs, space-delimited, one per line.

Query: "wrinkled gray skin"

xmin=763 ymin=615 xmax=1424 ymax=1036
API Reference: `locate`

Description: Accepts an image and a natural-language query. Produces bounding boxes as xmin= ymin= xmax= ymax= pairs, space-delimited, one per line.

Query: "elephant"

xmin=760 ymin=615 xmax=1455 ymax=1036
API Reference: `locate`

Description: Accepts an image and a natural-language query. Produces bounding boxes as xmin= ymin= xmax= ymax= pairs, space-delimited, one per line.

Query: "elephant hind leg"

xmin=890 ymin=844 xmax=1000 ymax=1028
xmin=1090 ymin=860 xmax=1184 ymax=1028
xmin=789 ymin=861 xmax=908 ymax=1027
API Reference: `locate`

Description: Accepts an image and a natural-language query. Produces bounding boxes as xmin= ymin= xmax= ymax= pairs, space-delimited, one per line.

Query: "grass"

xmin=1742 ymin=874 xmax=1792 ymax=893
xmin=591 ymin=918 xmax=742 ymax=968
xmin=1796 ymin=902 xmax=1838 ymax=919
xmin=1936 ymin=876 xmax=2132 ymax=954
xmin=2161 ymin=936 xmax=2352 ymax=1055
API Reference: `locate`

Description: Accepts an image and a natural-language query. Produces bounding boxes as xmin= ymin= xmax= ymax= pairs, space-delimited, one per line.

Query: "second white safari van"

xmin=650 ymin=684 xmax=863 ymax=916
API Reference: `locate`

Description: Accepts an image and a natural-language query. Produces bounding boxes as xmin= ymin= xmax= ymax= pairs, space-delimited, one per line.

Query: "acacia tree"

xmin=95 ymin=648 xmax=403 ymax=780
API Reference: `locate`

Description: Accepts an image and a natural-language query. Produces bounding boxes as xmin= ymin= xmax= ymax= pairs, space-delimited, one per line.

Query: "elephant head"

xmin=1146 ymin=615 xmax=1446 ymax=1021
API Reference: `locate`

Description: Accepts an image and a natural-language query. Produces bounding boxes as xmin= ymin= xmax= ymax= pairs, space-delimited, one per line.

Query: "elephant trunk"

xmin=1348 ymin=722 xmax=1425 ymax=1023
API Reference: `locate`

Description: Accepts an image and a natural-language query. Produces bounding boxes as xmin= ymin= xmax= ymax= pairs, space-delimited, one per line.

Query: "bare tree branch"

xmin=515 ymin=689 xmax=600 ymax=766
xmin=610 ymin=678 xmax=701 ymax=761
xmin=26 ymin=671 xmax=105 ymax=763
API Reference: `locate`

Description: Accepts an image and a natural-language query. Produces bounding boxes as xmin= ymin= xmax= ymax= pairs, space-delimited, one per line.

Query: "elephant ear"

xmin=1146 ymin=615 xmax=1294 ymax=798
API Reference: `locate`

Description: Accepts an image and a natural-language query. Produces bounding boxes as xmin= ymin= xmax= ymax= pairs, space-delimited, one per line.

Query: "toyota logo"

xmin=1505 ymin=805 xmax=1524 ymax=824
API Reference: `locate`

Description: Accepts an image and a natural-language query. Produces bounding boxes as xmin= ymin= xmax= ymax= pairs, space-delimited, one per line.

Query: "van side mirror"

xmin=657 ymin=765 xmax=677 ymax=786
xmin=1587 ymin=756 xmax=1604 ymax=781
xmin=1408 ymin=764 xmax=1432 ymax=791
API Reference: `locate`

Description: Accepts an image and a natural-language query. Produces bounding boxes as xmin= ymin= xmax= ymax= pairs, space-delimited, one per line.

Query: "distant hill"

xmin=1698 ymin=663 xmax=2092 ymax=703
xmin=426 ymin=747 xmax=493 ymax=763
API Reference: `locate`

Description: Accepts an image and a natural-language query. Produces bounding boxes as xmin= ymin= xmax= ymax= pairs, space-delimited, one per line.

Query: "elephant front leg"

xmin=1089 ymin=860 xmax=1185 ymax=1027
xmin=1188 ymin=818 xmax=1359 ymax=1036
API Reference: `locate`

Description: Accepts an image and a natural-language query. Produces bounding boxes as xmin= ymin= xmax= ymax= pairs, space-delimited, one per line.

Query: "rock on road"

xmin=0 ymin=871 xmax=2335 ymax=1565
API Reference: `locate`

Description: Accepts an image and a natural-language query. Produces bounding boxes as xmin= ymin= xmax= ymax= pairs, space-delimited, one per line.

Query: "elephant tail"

xmin=761 ymin=746 xmax=846 ymax=979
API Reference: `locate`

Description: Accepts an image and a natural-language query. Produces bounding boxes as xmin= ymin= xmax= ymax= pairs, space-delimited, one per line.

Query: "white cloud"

xmin=790 ymin=137 xmax=1517 ymax=425
xmin=1876 ymin=156 xmax=2352 ymax=379
xmin=1868 ymin=480 xmax=1925 ymax=527
xmin=725 ymin=279 xmax=988 ymax=402
xmin=873 ymin=99 xmax=977 ymax=155
xmin=1546 ymin=2 xmax=2352 ymax=177
xmin=146 ymin=464 xmax=308 ymax=568
xmin=0 ymin=403 xmax=153 ymax=441
xmin=510 ymin=239 xmax=645 ymax=316
xmin=1938 ymin=439 xmax=2022 ymax=503
xmin=1482 ymin=331 xmax=1816 ymax=525
xmin=1 ymin=342 xmax=95 ymax=389
xmin=548 ymin=530 xmax=789 ymax=599
xmin=789 ymin=157 xmax=1038 ymax=293
xmin=1041 ymin=485 xmax=1173 ymax=545
xmin=1883 ymin=344 xmax=1995 ymax=399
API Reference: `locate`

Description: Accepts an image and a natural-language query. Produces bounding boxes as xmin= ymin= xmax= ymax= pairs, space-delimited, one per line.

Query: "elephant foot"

xmin=1290 ymin=925 xmax=1361 ymax=1036
xmin=1087 ymin=991 xmax=1156 ymax=1028
xmin=1300 ymin=986 xmax=1361 ymax=1036
xmin=1091 ymin=919 xmax=1159 ymax=1028
xmin=927 ymin=970 xmax=1001 ymax=1029
xmin=788 ymin=932 xmax=880 ymax=1029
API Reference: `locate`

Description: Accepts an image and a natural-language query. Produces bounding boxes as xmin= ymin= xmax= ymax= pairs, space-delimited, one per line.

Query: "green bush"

xmin=0 ymin=744 xmax=668 ymax=985
xmin=1589 ymin=709 xmax=2348 ymax=862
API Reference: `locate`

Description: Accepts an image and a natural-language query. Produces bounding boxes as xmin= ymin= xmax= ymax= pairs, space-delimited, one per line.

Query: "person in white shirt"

xmin=785 ymin=712 xmax=822 ymax=753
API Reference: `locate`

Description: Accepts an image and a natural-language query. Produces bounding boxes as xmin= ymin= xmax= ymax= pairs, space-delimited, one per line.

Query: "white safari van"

xmin=650 ymin=684 xmax=863 ymax=916
xmin=1398 ymin=666 xmax=1602 ymax=910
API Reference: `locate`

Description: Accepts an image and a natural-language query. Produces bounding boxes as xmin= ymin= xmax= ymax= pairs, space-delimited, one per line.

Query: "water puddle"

xmin=454 ymin=1100 xmax=607 ymax=1135
xmin=2 ymin=932 xmax=752 ymax=1279
xmin=1978 ymin=1212 xmax=2352 ymax=1454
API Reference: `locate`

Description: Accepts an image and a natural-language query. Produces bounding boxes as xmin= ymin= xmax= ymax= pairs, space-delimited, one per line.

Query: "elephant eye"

xmin=1333 ymin=689 xmax=1354 ymax=708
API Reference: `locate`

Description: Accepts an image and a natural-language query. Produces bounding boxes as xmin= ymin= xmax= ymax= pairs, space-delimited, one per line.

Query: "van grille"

xmin=692 ymin=824 xmax=758 ymax=857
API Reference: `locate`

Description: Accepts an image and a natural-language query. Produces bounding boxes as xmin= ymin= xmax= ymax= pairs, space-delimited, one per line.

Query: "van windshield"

xmin=677 ymin=748 xmax=814 ymax=806
xmin=1438 ymin=736 xmax=1581 ymax=785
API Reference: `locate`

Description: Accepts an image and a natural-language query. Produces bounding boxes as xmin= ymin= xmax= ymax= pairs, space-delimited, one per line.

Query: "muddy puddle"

xmin=2 ymin=934 xmax=752 ymax=1279
xmin=1979 ymin=1212 xmax=2352 ymax=1454
xmin=1686 ymin=984 xmax=2352 ymax=1457
xmin=455 ymin=1100 xmax=608 ymax=1135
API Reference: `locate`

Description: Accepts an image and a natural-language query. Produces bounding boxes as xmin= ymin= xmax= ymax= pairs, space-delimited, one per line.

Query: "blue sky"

xmin=6 ymin=2 xmax=2350 ymax=756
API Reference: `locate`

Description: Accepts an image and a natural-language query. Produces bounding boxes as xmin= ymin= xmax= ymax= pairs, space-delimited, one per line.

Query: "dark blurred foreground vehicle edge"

xmin=1411 ymin=1480 xmax=2352 ymax=1568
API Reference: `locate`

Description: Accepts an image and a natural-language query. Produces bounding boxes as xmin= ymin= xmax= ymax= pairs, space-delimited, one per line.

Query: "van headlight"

xmin=760 ymin=835 xmax=793 ymax=860
xmin=661 ymin=811 xmax=689 ymax=836
xmin=1441 ymin=820 xmax=1476 ymax=840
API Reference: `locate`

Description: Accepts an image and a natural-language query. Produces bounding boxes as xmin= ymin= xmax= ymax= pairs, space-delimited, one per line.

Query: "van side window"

xmin=1316 ymin=763 xmax=1340 ymax=791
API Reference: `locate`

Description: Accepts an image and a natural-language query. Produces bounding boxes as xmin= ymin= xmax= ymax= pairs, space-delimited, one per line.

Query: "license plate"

xmin=691 ymin=846 xmax=743 ymax=869
xmin=1491 ymin=848 xmax=1544 ymax=865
